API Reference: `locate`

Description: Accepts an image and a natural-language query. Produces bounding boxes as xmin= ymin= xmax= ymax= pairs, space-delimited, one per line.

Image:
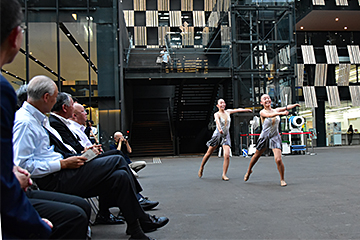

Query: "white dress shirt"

xmin=13 ymin=101 xmax=62 ymax=177
xmin=68 ymin=120 xmax=93 ymax=148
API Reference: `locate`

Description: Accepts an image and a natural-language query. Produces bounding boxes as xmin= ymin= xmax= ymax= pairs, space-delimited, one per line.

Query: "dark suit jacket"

xmin=0 ymin=75 xmax=52 ymax=239
xmin=46 ymin=128 xmax=78 ymax=159
xmin=49 ymin=114 xmax=84 ymax=153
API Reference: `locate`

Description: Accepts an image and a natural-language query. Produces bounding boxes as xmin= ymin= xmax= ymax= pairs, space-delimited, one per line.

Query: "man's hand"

xmin=13 ymin=166 xmax=32 ymax=191
xmin=60 ymin=156 xmax=87 ymax=169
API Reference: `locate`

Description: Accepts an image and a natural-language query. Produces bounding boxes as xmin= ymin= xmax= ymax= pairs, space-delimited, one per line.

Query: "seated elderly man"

xmin=49 ymin=92 xmax=158 ymax=211
xmin=13 ymin=75 xmax=169 ymax=240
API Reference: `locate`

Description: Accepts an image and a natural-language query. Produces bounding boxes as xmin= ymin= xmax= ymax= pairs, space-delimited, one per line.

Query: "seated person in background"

xmin=85 ymin=120 xmax=99 ymax=144
xmin=110 ymin=131 xmax=147 ymax=174
xmin=13 ymin=75 xmax=169 ymax=240
xmin=14 ymin=166 xmax=91 ymax=239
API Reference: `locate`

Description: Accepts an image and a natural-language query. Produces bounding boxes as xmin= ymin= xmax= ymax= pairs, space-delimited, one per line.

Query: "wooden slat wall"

xmin=134 ymin=26 xmax=147 ymax=46
xmin=314 ymin=64 xmax=328 ymax=86
xmin=347 ymin=45 xmax=360 ymax=64
xmin=349 ymin=86 xmax=360 ymax=106
xmin=124 ymin=10 xmax=134 ymax=27
xmin=325 ymin=45 xmax=339 ymax=64
xmin=146 ymin=11 xmax=158 ymax=27
xmin=326 ymin=86 xmax=341 ymax=107
xmin=301 ymin=45 xmax=316 ymax=64
xmin=170 ymin=11 xmax=182 ymax=27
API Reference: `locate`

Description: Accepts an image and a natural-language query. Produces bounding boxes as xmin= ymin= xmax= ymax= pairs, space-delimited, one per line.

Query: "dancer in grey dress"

xmin=198 ymin=99 xmax=252 ymax=181
xmin=255 ymin=116 xmax=282 ymax=151
xmin=244 ymin=94 xmax=300 ymax=186
xmin=206 ymin=114 xmax=231 ymax=148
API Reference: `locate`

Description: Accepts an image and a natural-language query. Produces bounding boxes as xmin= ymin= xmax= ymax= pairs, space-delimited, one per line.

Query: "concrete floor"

xmin=91 ymin=146 xmax=360 ymax=240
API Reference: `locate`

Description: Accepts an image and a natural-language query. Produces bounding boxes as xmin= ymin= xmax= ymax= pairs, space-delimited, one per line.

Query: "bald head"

xmin=114 ymin=132 xmax=123 ymax=142
xmin=71 ymin=103 xmax=88 ymax=126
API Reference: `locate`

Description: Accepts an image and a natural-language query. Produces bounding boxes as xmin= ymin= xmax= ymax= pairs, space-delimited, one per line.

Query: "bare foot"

xmin=198 ymin=168 xmax=203 ymax=178
xmin=244 ymin=170 xmax=252 ymax=181
xmin=222 ymin=175 xmax=229 ymax=181
xmin=281 ymin=180 xmax=287 ymax=187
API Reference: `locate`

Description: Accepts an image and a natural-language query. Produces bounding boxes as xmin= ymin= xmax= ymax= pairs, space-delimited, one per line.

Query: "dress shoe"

xmin=140 ymin=214 xmax=169 ymax=233
xmin=139 ymin=197 xmax=159 ymax=211
xmin=127 ymin=220 xmax=155 ymax=240
xmin=129 ymin=161 xmax=146 ymax=172
xmin=94 ymin=213 xmax=125 ymax=225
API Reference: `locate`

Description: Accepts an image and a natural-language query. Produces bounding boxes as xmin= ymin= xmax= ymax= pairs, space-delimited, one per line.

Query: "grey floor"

xmin=92 ymin=146 xmax=360 ymax=240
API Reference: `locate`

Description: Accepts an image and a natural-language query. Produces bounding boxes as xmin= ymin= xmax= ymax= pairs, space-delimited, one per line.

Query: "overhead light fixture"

xmin=344 ymin=26 xmax=348 ymax=30
xmin=300 ymin=26 xmax=304 ymax=30
xmin=335 ymin=17 xmax=339 ymax=21
xmin=72 ymin=13 xmax=77 ymax=21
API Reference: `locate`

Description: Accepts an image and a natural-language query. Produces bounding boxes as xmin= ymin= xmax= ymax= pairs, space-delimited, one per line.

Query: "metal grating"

xmin=314 ymin=64 xmax=328 ymax=86
xmin=296 ymin=64 xmax=304 ymax=86
xmin=337 ymin=64 xmax=350 ymax=86
xmin=303 ymin=86 xmax=318 ymax=108
xmin=301 ymin=45 xmax=316 ymax=64
xmin=347 ymin=45 xmax=360 ymax=64
xmin=325 ymin=45 xmax=339 ymax=64
xmin=349 ymin=86 xmax=360 ymax=106
xmin=326 ymin=86 xmax=341 ymax=107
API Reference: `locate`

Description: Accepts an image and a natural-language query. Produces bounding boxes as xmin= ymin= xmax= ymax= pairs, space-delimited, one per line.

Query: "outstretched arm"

xmin=226 ymin=108 xmax=252 ymax=114
xmin=260 ymin=109 xmax=289 ymax=118
xmin=276 ymin=103 xmax=300 ymax=112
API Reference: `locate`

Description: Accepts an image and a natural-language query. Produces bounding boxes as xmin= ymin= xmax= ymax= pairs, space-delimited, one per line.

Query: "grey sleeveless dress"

xmin=206 ymin=115 xmax=231 ymax=147
xmin=256 ymin=116 xmax=282 ymax=150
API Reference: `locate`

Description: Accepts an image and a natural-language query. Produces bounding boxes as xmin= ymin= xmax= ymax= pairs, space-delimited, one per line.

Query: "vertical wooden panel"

xmin=181 ymin=0 xmax=193 ymax=11
xmin=303 ymin=86 xmax=318 ymax=108
xmin=335 ymin=0 xmax=348 ymax=6
xmin=349 ymin=86 xmax=360 ymax=106
xmin=337 ymin=64 xmax=350 ymax=86
xmin=124 ymin=11 xmax=134 ymax=27
xmin=301 ymin=45 xmax=316 ymax=64
xmin=326 ymin=86 xmax=341 ymax=107
xmin=312 ymin=0 xmax=325 ymax=5
xmin=158 ymin=26 xmax=170 ymax=46
xmin=296 ymin=64 xmax=304 ymax=87
xmin=134 ymin=0 xmax=146 ymax=11
xmin=193 ymin=11 xmax=205 ymax=27
xmin=170 ymin=11 xmax=182 ymax=27
xmin=158 ymin=0 xmax=170 ymax=11
xmin=146 ymin=11 xmax=159 ymax=27
xmin=347 ymin=45 xmax=360 ymax=64
xmin=314 ymin=64 xmax=328 ymax=86
xmin=134 ymin=26 xmax=147 ymax=46
xmin=325 ymin=45 xmax=339 ymax=64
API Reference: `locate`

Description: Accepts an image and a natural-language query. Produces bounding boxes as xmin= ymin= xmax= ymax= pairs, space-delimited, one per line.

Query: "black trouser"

xmin=27 ymin=190 xmax=90 ymax=239
xmin=36 ymin=155 xmax=147 ymax=224
xmin=348 ymin=134 xmax=353 ymax=145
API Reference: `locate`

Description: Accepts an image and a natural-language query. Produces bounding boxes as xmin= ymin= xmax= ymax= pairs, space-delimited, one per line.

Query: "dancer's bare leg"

xmin=244 ymin=148 xmax=266 ymax=181
xmin=273 ymin=148 xmax=286 ymax=186
xmin=198 ymin=146 xmax=217 ymax=178
xmin=221 ymin=145 xmax=231 ymax=181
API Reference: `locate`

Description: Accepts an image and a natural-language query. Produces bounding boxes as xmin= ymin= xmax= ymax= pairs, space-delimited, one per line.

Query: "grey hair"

xmin=27 ymin=75 xmax=57 ymax=100
xmin=51 ymin=92 xmax=72 ymax=112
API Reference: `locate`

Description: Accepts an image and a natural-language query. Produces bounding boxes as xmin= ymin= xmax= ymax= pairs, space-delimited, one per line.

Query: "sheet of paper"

xmin=81 ymin=149 xmax=97 ymax=162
